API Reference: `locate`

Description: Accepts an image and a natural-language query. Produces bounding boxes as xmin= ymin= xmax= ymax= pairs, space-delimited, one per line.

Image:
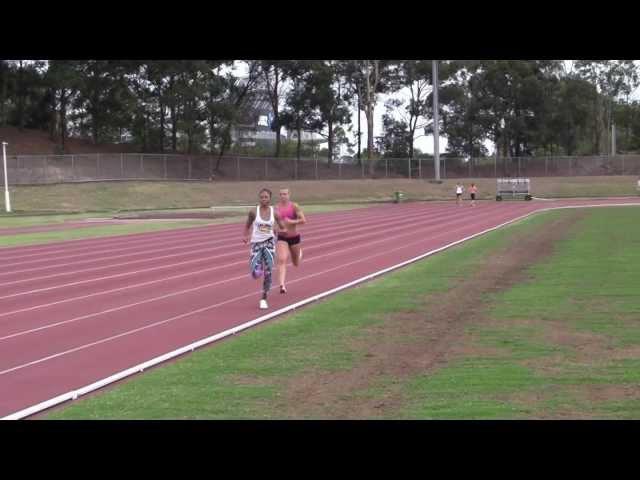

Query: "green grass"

xmin=0 ymin=221 xmax=213 ymax=248
xmin=1 ymin=177 xmax=638 ymax=214
xmin=0 ymin=212 xmax=113 ymax=228
xmin=400 ymin=207 xmax=640 ymax=419
xmin=45 ymin=208 xmax=554 ymax=420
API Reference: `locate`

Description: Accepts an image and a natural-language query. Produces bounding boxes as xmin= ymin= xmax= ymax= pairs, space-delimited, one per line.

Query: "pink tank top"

xmin=276 ymin=202 xmax=297 ymax=238
xmin=276 ymin=202 xmax=297 ymax=221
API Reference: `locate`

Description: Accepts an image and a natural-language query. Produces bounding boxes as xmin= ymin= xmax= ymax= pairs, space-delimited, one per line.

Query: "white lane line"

xmin=0 ymin=205 xmax=500 ymax=302
xmin=0 ymin=204 xmax=518 ymax=328
xmin=0 ymin=203 xmax=426 ymax=271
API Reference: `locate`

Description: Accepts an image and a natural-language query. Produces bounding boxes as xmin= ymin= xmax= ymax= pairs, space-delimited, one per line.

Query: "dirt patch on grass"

xmin=267 ymin=210 xmax=589 ymax=419
xmin=509 ymin=384 xmax=640 ymax=419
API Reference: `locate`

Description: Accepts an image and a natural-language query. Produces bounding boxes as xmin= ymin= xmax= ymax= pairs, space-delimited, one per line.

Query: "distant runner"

xmin=469 ymin=183 xmax=478 ymax=206
xmin=455 ymin=182 xmax=464 ymax=206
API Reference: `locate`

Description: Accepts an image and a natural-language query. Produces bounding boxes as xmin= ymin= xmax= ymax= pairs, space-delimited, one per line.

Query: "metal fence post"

xmin=164 ymin=155 xmax=167 ymax=179
xmin=622 ymin=155 xmax=625 ymax=174
xmin=518 ymin=157 xmax=521 ymax=177
xmin=96 ymin=153 xmax=100 ymax=178
xmin=44 ymin=156 xmax=48 ymax=183
xmin=494 ymin=154 xmax=497 ymax=178
xmin=408 ymin=157 xmax=411 ymax=179
xmin=362 ymin=158 xmax=365 ymax=178
xmin=209 ymin=156 xmax=213 ymax=178
xmin=338 ymin=161 xmax=341 ymax=179
xmin=386 ymin=158 xmax=388 ymax=178
xmin=120 ymin=153 xmax=124 ymax=178
xmin=545 ymin=156 xmax=548 ymax=176
xmin=71 ymin=155 xmax=75 ymax=180
xmin=315 ymin=155 xmax=318 ymax=180
xmin=188 ymin=156 xmax=192 ymax=180
xmin=419 ymin=157 xmax=422 ymax=179
xmin=443 ymin=157 xmax=446 ymax=179
xmin=569 ymin=157 xmax=573 ymax=176
xmin=140 ymin=154 xmax=144 ymax=176
xmin=236 ymin=156 xmax=240 ymax=180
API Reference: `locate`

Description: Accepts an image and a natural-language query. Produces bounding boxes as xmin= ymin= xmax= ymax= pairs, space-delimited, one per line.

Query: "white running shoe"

xmin=259 ymin=299 xmax=268 ymax=309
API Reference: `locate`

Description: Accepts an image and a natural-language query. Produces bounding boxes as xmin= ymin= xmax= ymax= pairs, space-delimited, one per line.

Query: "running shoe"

xmin=259 ymin=299 xmax=268 ymax=309
xmin=280 ymin=285 xmax=287 ymax=294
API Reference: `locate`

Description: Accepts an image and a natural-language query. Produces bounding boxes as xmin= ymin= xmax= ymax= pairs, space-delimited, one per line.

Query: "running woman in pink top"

xmin=469 ymin=183 xmax=478 ymax=206
xmin=275 ymin=188 xmax=307 ymax=294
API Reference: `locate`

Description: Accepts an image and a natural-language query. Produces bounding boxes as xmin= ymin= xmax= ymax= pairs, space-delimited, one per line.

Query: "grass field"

xmin=44 ymin=206 xmax=640 ymax=419
xmin=1 ymin=176 xmax=639 ymax=214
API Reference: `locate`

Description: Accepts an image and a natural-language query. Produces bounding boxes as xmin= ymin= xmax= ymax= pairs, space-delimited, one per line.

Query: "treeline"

xmin=1 ymin=60 xmax=639 ymax=168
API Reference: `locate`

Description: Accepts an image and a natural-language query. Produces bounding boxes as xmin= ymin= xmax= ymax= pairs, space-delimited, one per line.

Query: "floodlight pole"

xmin=432 ymin=60 xmax=440 ymax=181
xmin=2 ymin=142 xmax=10 ymax=213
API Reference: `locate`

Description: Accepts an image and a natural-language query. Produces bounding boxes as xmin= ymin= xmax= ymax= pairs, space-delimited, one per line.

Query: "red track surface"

xmin=1 ymin=197 xmax=639 ymax=418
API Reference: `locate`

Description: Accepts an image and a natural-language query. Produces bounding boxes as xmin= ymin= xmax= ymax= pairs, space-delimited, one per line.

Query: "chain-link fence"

xmin=4 ymin=153 xmax=640 ymax=185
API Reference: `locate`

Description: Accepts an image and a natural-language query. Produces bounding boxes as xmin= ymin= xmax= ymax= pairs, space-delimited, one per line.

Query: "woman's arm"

xmin=243 ymin=210 xmax=256 ymax=243
xmin=287 ymin=203 xmax=306 ymax=225
xmin=274 ymin=211 xmax=286 ymax=231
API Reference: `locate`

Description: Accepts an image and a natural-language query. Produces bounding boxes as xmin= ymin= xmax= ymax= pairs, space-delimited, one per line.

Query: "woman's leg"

xmin=276 ymin=240 xmax=289 ymax=288
xmin=249 ymin=243 xmax=262 ymax=277
xmin=290 ymin=243 xmax=302 ymax=267
xmin=262 ymin=239 xmax=275 ymax=296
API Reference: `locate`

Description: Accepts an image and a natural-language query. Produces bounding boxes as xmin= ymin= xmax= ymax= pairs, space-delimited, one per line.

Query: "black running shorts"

xmin=277 ymin=234 xmax=301 ymax=246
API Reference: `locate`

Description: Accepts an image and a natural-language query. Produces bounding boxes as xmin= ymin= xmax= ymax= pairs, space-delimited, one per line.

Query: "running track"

xmin=1 ymin=197 xmax=639 ymax=419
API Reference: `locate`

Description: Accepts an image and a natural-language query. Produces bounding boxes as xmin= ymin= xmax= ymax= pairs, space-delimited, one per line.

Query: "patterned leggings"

xmin=250 ymin=238 xmax=275 ymax=295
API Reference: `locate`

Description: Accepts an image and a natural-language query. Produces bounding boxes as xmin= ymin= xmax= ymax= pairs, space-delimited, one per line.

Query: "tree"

xmin=72 ymin=60 xmax=137 ymax=144
xmin=352 ymin=60 xmax=395 ymax=175
xmin=260 ymin=61 xmax=290 ymax=157
xmin=209 ymin=60 xmax=262 ymax=169
xmin=385 ymin=60 xmax=434 ymax=160
xmin=576 ymin=60 xmax=639 ymax=154
xmin=305 ymin=61 xmax=353 ymax=164
xmin=45 ymin=60 xmax=82 ymax=151
xmin=279 ymin=61 xmax=318 ymax=170
xmin=379 ymin=114 xmax=410 ymax=157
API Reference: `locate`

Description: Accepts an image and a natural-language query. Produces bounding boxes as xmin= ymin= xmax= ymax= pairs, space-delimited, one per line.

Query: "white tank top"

xmin=251 ymin=206 xmax=275 ymax=243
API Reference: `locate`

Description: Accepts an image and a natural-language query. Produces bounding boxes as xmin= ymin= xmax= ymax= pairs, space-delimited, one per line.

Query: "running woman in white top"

xmin=455 ymin=182 xmax=464 ymax=206
xmin=243 ymin=188 xmax=285 ymax=309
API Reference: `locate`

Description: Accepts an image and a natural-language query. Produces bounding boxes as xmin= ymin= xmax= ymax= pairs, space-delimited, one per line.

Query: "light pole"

xmin=611 ymin=123 xmax=616 ymax=156
xmin=432 ymin=60 xmax=440 ymax=182
xmin=2 ymin=142 xmax=10 ymax=213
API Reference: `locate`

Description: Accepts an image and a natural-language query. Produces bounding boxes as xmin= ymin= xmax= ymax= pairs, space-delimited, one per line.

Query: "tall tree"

xmin=45 ymin=60 xmax=81 ymax=152
xmin=210 ymin=60 xmax=262 ymax=169
xmin=352 ymin=60 xmax=394 ymax=175
xmin=260 ymin=61 xmax=290 ymax=157
xmin=306 ymin=60 xmax=353 ymax=164
xmin=576 ymin=60 xmax=639 ymax=154
xmin=280 ymin=61 xmax=318 ymax=167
